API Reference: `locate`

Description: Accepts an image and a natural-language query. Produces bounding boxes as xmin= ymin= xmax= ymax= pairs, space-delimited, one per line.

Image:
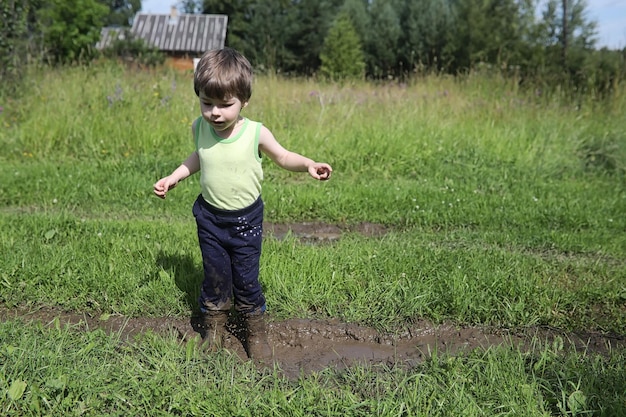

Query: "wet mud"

xmin=2 ymin=306 xmax=624 ymax=379
xmin=263 ymin=221 xmax=388 ymax=242
xmin=2 ymin=222 xmax=624 ymax=378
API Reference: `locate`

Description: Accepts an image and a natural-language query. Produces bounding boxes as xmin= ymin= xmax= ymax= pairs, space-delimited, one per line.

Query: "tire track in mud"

xmin=1 ymin=305 xmax=623 ymax=379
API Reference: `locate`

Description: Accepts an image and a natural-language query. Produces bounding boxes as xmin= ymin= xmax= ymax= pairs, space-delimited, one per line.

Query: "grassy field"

xmin=0 ymin=62 xmax=625 ymax=416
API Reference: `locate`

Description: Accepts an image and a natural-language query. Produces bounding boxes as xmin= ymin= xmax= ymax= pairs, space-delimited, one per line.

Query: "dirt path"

xmin=2 ymin=306 xmax=623 ymax=378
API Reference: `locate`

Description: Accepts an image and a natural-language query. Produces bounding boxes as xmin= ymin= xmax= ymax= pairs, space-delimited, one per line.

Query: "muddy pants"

xmin=192 ymin=195 xmax=266 ymax=314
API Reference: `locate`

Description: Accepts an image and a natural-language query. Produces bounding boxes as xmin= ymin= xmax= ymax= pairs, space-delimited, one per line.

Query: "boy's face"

xmin=198 ymin=91 xmax=248 ymax=133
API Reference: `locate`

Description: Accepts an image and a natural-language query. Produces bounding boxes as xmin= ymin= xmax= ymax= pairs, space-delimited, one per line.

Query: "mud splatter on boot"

xmin=244 ymin=312 xmax=272 ymax=362
xmin=199 ymin=310 xmax=228 ymax=353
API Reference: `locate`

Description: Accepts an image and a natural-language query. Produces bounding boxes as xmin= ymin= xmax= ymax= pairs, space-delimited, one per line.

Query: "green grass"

xmin=1 ymin=62 xmax=625 ymax=415
xmin=2 ymin=320 xmax=625 ymax=416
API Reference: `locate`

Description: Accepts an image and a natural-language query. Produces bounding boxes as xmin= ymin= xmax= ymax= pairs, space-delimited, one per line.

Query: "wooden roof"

xmin=97 ymin=13 xmax=228 ymax=54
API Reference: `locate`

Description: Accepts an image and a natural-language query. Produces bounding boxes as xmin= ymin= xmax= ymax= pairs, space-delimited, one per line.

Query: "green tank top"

xmin=195 ymin=117 xmax=263 ymax=210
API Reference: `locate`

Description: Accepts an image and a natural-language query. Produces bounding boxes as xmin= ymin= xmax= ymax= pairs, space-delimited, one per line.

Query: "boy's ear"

xmin=242 ymin=101 xmax=249 ymax=108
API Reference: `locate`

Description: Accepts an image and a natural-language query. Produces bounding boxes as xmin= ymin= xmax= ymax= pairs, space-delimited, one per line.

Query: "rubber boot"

xmin=244 ymin=312 xmax=272 ymax=362
xmin=199 ymin=310 xmax=229 ymax=353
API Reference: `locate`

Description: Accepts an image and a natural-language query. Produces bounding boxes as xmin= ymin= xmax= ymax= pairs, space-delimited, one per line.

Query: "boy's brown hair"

xmin=193 ymin=47 xmax=253 ymax=102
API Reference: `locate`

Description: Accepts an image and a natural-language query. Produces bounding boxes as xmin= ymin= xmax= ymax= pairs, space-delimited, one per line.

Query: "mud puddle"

xmin=1 ymin=306 xmax=624 ymax=379
xmin=263 ymin=221 xmax=388 ymax=242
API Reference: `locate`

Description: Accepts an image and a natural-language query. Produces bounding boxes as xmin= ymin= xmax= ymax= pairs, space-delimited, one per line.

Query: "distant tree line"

xmin=189 ymin=0 xmax=624 ymax=94
xmin=1 ymin=0 xmax=624 ymax=96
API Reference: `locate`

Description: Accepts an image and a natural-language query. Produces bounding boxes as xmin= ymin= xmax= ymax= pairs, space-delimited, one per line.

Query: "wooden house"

xmin=97 ymin=7 xmax=228 ymax=70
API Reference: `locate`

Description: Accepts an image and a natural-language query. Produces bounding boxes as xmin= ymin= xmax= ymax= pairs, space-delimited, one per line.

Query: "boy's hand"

xmin=308 ymin=163 xmax=333 ymax=181
xmin=153 ymin=177 xmax=177 ymax=199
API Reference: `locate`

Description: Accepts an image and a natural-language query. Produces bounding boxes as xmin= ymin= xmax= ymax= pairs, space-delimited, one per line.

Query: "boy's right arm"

xmin=153 ymin=151 xmax=200 ymax=199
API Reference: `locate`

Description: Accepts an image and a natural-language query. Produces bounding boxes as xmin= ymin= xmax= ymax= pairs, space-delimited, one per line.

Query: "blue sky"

xmin=141 ymin=0 xmax=625 ymax=49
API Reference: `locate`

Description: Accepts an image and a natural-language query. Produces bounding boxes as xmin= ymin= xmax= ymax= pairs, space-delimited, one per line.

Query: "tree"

xmin=240 ymin=0 xmax=298 ymax=72
xmin=37 ymin=0 xmax=109 ymax=63
xmin=365 ymin=0 xmax=402 ymax=77
xmin=534 ymin=0 xmax=596 ymax=52
xmin=446 ymin=0 xmax=536 ymax=74
xmin=320 ymin=12 xmax=365 ymax=81
xmin=340 ymin=0 xmax=370 ymax=48
xmin=180 ymin=0 xmax=202 ymax=13
xmin=201 ymin=0 xmax=256 ymax=57
xmin=0 ymin=0 xmax=42 ymax=91
xmin=285 ymin=0 xmax=344 ymax=75
xmin=200 ymin=0 xmax=298 ymax=72
xmin=400 ymin=0 xmax=455 ymax=72
xmin=531 ymin=0 xmax=598 ymax=87
xmin=100 ymin=0 xmax=141 ymax=26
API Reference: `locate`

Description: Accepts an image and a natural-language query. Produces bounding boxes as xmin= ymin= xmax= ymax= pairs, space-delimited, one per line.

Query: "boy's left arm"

xmin=259 ymin=126 xmax=332 ymax=181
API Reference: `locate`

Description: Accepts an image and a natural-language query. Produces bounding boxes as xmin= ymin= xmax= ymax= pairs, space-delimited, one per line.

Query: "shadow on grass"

xmin=156 ymin=251 xmax=203 ymax=315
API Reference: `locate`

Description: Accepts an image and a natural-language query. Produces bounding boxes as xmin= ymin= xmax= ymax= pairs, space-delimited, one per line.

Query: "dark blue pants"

xmin=192 ymin=195 xmax=266 ymax=314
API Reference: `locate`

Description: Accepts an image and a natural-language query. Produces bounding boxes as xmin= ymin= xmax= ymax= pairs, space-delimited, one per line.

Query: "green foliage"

xmin=340 ymin=0 xmax=370 ymax=46
xmin=319 ymin=13 xmax=365 ymax=81
xmin=100 ymin=0 xmax=141 ymax=26
xmin=365 ymin=0 xmax=402 ymax=78
xmin=0 ymin=0 xmax=141 ymax=78
xmin=180 ymin=0 xmax=202 ymax=13
xmin=0 ymin=0 xmax=40 ymax=93
xmin=586 ymin=48 xmax=626 ymax=96
xmin=450 ymin=0 xmax=531 ymax=72
xmin=400 ymin=0 xmax=455 ymax=72
xmin=285 ymin=0 xmax=345 ymax=75
xmin=577 ymin=132 xmax=626 ymax=174
xmin=36 ymin=0 xmax=109 ymax=63
xmin=231 ymin=0 xmax=297 ymax=72
xmin=200 ymin=0 xmax=256 ymax=59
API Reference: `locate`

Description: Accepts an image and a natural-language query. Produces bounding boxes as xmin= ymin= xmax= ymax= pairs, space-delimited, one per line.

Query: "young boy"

xmin=153 ymin=47 xmax=332 ymax=361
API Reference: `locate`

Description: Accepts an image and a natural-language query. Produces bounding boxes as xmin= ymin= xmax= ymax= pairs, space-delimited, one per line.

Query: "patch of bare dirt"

xmin=1 ymin=306 xmax=623 ymax=379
